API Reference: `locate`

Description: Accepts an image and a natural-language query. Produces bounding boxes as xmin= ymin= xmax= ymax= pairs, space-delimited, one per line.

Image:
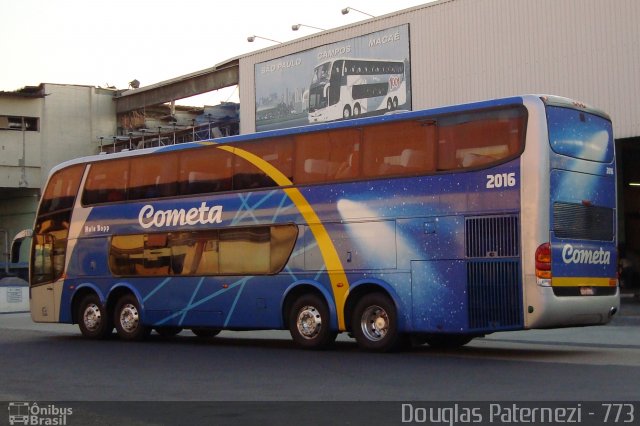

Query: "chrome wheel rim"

xmin=360 ymin=305 xmax=389 ymax=341
xmin=296 ymin=305 xmax=322 ymax=339
xmin=119 ymin=303 xmax=140 ymax=333
xmin=83 ymin=303 xmax=102 ymax=331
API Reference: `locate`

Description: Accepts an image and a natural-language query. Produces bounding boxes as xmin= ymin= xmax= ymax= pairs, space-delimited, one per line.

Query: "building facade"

xmin=0 ymin=84 xmax=116 ymax=271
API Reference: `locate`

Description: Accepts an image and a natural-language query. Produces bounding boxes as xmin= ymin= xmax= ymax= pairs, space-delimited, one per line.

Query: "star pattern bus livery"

xmin=29 ymin=95 xmax=619 ymax=351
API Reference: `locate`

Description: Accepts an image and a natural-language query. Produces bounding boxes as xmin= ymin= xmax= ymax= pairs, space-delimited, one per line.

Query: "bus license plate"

xmin=580 ymin=287 xmax=595 ymax=296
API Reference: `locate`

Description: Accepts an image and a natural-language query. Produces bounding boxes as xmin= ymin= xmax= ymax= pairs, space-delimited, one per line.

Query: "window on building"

xmin=0 ymin=116 xmax=39 ymax=131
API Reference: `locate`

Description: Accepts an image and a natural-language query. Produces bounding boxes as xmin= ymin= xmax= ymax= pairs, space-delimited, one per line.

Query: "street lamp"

xmin=292 ymin=24 xmax=325 ymax=32
xmin=341 ymin=6 xmax=375 ymax=17
xmin=247 ymin=35 xmax=282 ymax=44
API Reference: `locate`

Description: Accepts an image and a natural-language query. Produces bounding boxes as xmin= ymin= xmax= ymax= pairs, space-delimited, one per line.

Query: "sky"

xmin=1 ymin=0 xmax=432 ymax=105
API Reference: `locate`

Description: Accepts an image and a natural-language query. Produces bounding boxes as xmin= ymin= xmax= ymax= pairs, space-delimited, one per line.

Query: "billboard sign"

xmin=255 ymin=24 xmax=411 ymax=131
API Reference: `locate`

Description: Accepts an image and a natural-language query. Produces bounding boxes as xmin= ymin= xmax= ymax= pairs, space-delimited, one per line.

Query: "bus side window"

xmin=129 ymin=153 xmax=178 ymax=200
xmin=362 ymin=120 xmax=436 ymax=177
xmin=179 ymin=146 xmax=233 ymax=195
xmin=110 ymin=235 xmax=144 ymax=276
xmin=233 ymin=138 xmax=292 ymax=190
xmin=329 ymin=129 xmax=361 ymax=181
xmin=109 ymin=226 xmax=297 ymax=277
xmin=294 ymin=129 xmax=360 ymax=184
xmin=143 ymin=233 xmax=170 ymax=275
xmin=437 ymin=108 xmax=526 ymax=170
xmin=82 ymin=158 xmax=129 ymax=205
xmin=40 ymin=164 xmax=85 ymax=212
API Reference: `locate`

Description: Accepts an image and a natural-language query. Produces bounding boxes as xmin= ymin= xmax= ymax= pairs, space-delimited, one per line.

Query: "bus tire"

xmin=392 ymin=97 xmax=399 ymax=109
xmin=114 ymin=294 xmax=151 ymax=341
xmin=77 ymin=293 xmax=112 ymax=339
xmin=353 ymin=103 xmax=361 ymax=116
xmin=288 ymin=294 xmax=337 ymax=349
xmin=352 ymin=293 xmax=405 ymax=352
xmin=386 ymin=98 xmax=393 ymax=111
xmin=191 ymin=328 xmax=221 ymax=338
xmin=343 ymin=105 xmax=352 ymax=119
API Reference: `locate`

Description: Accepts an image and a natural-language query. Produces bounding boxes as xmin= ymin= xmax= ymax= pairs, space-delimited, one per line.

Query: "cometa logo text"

xmin=561 ymin=244 xmax=611 ymax=265
xmin=138 ymin=202 xmax=223 ymax=229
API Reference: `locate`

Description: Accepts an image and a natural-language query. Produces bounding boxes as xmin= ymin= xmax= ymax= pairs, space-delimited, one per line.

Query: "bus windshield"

xmin=546 ymin=106 xmax=614 ymax=163
xmin=311 ymin=62 xmax=332 ymax=84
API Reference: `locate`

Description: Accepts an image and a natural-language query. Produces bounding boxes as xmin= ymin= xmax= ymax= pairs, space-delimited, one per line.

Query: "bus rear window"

xmin=546 ymin=106 xmax=614 ymax=163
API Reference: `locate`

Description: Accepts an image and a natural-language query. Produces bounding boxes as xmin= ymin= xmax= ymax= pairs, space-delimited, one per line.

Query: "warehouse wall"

xmin=238 ymin=0 xmax=640 ymax=139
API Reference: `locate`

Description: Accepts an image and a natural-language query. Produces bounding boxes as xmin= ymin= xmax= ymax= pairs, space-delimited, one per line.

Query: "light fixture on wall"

xmin=341 ymin=7 xmax=375 ymax=17
xmin=247 ymin=35 xmax=282 ymax=44
xmin=291 ymin=24 xmax=325 ymax=32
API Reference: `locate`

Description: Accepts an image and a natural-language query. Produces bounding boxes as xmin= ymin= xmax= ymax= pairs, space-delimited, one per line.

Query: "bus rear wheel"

xmin=114 ymin=294 xmax=151 ymax=341
xmin=352 ymin=293 xmax=405 ymax=352
xmin=289 ymin=294 xmax=337 ymax=349
xmin=343 ymin=105 xmax=352 ymax=119
xmin=77 ymin=293 xmax=112 ymax=339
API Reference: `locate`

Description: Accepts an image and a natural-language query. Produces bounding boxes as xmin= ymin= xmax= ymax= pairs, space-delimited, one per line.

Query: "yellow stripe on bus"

xmin=552 ymin=277 xmax=617 ymax=287
xmin=217 ymin=145 xmax=350 ymax=330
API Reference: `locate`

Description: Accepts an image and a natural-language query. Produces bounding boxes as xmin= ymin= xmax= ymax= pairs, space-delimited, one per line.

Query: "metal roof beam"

xmin=115 ymin=64 xmax=239 ymax=113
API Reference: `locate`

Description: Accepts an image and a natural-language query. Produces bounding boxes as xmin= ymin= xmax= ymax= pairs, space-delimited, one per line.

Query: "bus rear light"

xmin=535 ymin=243 xmax=552 ymax=279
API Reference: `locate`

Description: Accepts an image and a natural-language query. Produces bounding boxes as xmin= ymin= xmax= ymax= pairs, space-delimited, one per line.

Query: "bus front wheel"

xmin=288 ymin=294 xmax=337 ymax=349
xmin=114 ymin=294 xmax=151 ymax=341
xmin=77 ymin=293 xmax=112 ymax=339
xmin=352 ymin=293 xmax=406 ymax=352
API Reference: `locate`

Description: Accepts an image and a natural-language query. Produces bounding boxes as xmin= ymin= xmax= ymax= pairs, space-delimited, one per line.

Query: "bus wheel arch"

xmin=283 ymin=285 xmax=337 ymax=349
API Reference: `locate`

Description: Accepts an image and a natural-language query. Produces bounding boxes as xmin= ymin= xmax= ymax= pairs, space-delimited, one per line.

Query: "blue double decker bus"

xmin=29 ymin=95 xmax=619 ymax=351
